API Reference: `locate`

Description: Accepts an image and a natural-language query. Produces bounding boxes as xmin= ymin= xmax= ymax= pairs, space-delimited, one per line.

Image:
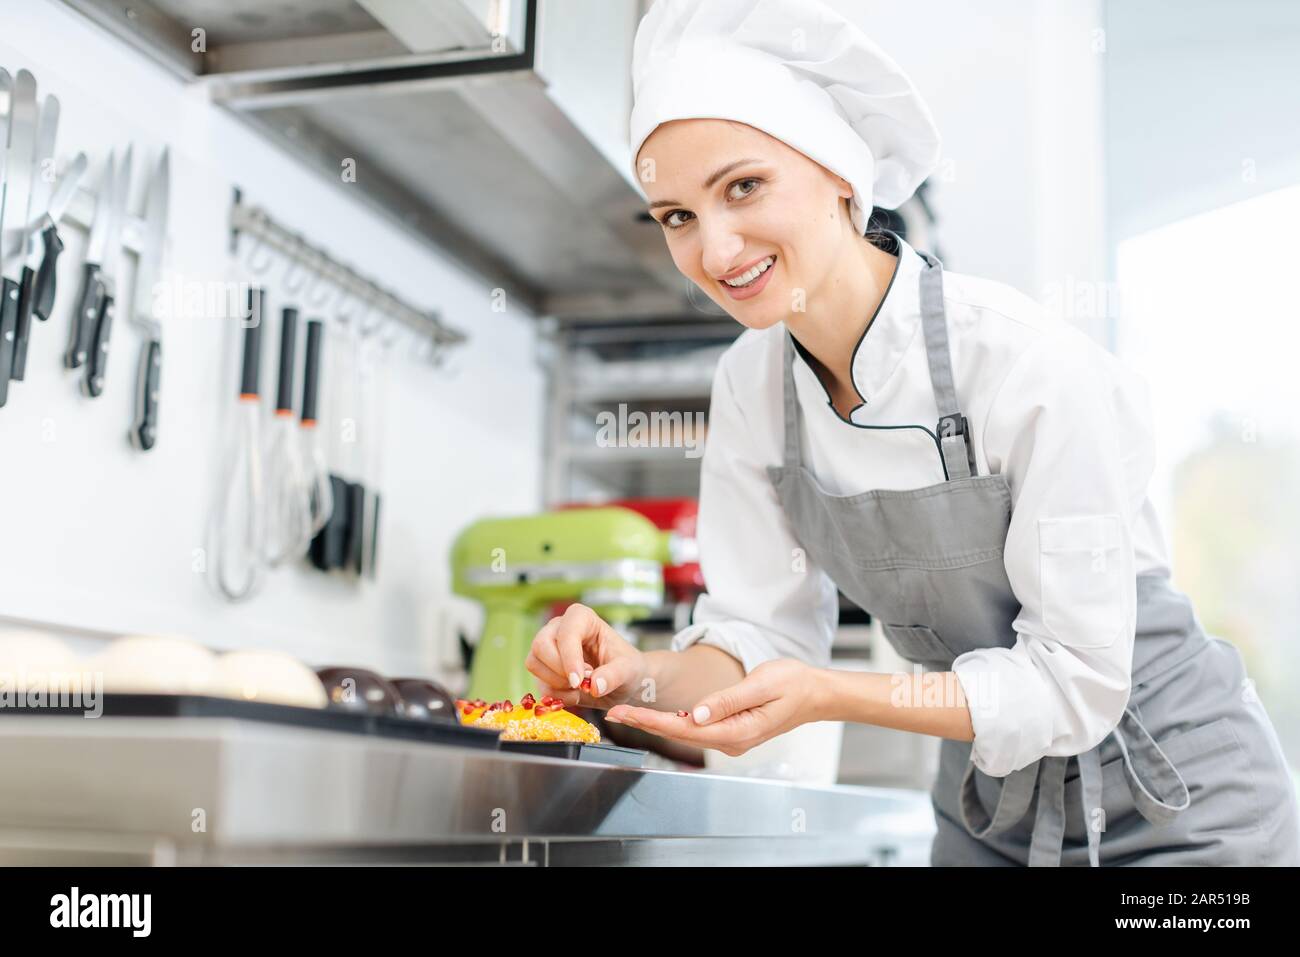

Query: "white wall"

xmin=0 ymin=1 xmax=544 ymax=682
xmin=1105 ymin=0 xmax=1300 ymax=244
xmin=826 ymin=0 xmax=1108 ymax=338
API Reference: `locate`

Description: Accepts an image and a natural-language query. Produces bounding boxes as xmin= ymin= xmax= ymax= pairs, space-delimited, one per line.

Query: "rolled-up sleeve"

xmin=671 ymin=351 xmax=840 ymax=673
xmin=952 ymin=330 xmax=1152 ymax=777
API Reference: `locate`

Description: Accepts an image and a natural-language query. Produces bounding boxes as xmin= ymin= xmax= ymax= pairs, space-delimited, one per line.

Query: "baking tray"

xmin=0 ymin=693 xmax=502 ymax=750
xmin=499 ymin=740 xmax=647 ymax=767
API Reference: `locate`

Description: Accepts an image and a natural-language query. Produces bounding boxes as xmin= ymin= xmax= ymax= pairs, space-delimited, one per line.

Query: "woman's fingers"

xmin=552 ymin=604 xmax=604 ymax=689
xmin=688 ymin=672 xmax=775 ymax=725
xmin=587 ymin=653 xmax=641 ymax=702
xmin=524 ymin=651 xmax=570 ymax=693
xmin=606 ymin=703 xmax=765 ymax=752
xmin=525 ymin=618 xmax=569 ymax=686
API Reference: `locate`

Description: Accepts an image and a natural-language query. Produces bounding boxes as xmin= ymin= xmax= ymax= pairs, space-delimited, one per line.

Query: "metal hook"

xmin=352 ymin=287 xmax=382 ymax=339
xmin=243 ymin=217 xmax=275 ymax=275
xmin=305 ymin=255 xmax=338 ymax=311
xmin=379 ymin=321 xmax=400 ymax=353
xmin=282 ymin=235 xmax=311 ymax=295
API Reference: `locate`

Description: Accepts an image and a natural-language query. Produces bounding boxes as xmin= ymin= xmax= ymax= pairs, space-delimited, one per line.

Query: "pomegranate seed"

xmin=520 ymin=693 xmax=536 ymax=709
xmin=579 ymin=676 xmax=592 ymax=693
xmin=676 ymin=711 xmax=689 ymax=717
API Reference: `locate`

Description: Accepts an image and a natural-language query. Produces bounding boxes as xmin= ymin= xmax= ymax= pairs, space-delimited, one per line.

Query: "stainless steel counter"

xmin=0 ymin=717 xmax=935 ymax=866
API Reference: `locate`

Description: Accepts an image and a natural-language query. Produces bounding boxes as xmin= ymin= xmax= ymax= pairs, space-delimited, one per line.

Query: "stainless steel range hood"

xmin=62 ymin=0 xmax=688 ymax=319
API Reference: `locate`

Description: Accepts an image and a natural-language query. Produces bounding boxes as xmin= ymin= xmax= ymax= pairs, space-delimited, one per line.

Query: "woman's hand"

xmin=525 ymin=603 xmax=648 ymax=709
xmin=604 ymin=658 xmax=830 ymax=756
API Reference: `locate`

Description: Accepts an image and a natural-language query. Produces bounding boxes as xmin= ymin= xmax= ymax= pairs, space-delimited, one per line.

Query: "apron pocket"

xmin=1066 ymin=716 xmax=1261 ymax=858
xmin=1037 ymin=514 xmax=1129 ymax=648
xmin=881 ymin=623 xmax=956 ymax=666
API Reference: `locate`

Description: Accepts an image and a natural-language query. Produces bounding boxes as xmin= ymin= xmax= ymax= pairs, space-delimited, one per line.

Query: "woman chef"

xmin=525 ymin=0 xmax=1300 ymax=866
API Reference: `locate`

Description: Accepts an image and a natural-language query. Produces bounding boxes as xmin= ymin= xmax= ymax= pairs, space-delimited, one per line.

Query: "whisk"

xmin=300 ymin=318 xmax=333 ymax=538
xmin=208 ymin=289 xmax=267 ymax=602
xmin=263 ymin=307 xmax=315 ymax=566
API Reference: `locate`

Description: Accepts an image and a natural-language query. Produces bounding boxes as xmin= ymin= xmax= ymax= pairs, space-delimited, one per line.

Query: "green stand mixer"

xmin=451 ymin=507 xmax=670 ymax=702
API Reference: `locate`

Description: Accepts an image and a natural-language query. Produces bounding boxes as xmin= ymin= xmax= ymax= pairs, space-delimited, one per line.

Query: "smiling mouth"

xmin=721 ymin=255 xmax=776 ymax=288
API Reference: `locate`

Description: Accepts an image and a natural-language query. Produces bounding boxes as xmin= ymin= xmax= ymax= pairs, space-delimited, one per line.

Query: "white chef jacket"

xmin=672 ymin=234 xmax=1171 ymax=778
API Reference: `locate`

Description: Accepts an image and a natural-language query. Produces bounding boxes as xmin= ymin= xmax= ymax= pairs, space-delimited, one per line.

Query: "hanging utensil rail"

xmin=227 ymin=196 xmax=465 ymax=356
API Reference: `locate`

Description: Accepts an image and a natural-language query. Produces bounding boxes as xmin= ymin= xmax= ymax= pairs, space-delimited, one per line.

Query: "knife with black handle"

xmin=127 ymin=149 xmax=169 ymax=450
xmin=10 ymin=267 xmax=37 ymax=380
xmin=0 ymin=70 xmax=38 ymax=401
xmin=33 ymin=225 xmax=64 ymax=322
xmin=81 ymin=290 xmax=115 ymax=398
xmin=9 ymin=91 xmax=59 ymax=381
xmin=0 ymin=280 xmax=21 ymax=404
xmin=82 ymin=145 xmax=132 ymax=398
xmin=32 ymin=151 xmax=84 ymax=324
xmin=130 ymin=339 xmax=161 ymax=450
xmin=66 ymin=152 xmax=115 ymax=371
xmin=67 ymin=262 xmax=106 ymax=369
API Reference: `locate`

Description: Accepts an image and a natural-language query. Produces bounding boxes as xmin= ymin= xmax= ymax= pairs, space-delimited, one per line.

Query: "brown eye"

xmin=663 ymin=209 xmax=695 ymax=229
xmin=727 ymin=178 xmax=760 ymax=201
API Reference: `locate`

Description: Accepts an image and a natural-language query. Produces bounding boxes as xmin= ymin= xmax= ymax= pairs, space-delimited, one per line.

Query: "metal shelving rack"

xmin=540 ymin=318 xmax=740 ymax=506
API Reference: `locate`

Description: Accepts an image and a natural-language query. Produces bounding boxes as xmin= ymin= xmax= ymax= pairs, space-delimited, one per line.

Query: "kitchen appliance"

xmin=451 ymin=507 xmax=669 ymax=703
xmin=559 ymin=497 xmax=704 ymax=606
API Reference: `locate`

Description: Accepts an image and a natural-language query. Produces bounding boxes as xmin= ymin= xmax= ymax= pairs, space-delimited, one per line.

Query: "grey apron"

xmin=767 ymin=248 xmax=1300 ymax=866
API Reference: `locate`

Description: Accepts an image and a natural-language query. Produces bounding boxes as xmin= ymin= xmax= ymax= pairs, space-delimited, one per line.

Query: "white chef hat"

xmin=629 ymin=0 xmax=941 ymax=232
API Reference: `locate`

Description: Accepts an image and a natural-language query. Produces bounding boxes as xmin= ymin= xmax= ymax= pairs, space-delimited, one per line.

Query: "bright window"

xmin=1116 ymin=184 xmax=1300 ymax=768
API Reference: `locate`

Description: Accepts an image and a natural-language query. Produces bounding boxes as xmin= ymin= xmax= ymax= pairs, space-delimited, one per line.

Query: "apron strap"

xmin=917 ymin=251 xmax=976 ymax=481
xmin=1113 ymin=707 xmax=1192 ymax=825
xmin=1028 ymin=756 xmax=1069 ymax=866
xmin=960 ymin=718 xmax=1188 ymax=868
xmin=959 ymin=758 xmax=1039 ymax=838
xmin=779 ymin=330 xmax=803 ymax=468
xmin=961 ymin=748 xmax=1109 ymax=867
xmin=1077 ymin=747 xmax=1105 ymax=867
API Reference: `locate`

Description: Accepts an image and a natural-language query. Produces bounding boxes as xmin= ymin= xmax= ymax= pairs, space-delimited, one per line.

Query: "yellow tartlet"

xmin=456 ymin=695 xmax=601 ymax=744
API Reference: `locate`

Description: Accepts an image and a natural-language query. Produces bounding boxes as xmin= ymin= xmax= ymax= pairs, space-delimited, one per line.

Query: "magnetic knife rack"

xmin=59 ymin=177 xmax=467 ymax=358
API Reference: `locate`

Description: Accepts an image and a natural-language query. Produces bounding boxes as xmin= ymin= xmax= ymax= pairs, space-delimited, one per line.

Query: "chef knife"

xmin=0 ymin=69 xmax=39 ymax=405
xmin=82 ymin=144 xmax=132 ymax=398
xmin=10 ymin=92 xmax=59 ymax=380
xmin=128 ymin=149 xmax=169 ymax=451
xmin=29 ymin=150 xmax=86 ymax=322
xmin=65 ymin=151 xmax=114 ymax=369
xmin=0 ymin=70 xmax=11 ymax=285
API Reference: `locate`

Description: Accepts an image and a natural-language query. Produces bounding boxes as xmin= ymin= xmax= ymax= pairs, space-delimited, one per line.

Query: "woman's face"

xmin=638 ymin=119 xmax=855 ymax=329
